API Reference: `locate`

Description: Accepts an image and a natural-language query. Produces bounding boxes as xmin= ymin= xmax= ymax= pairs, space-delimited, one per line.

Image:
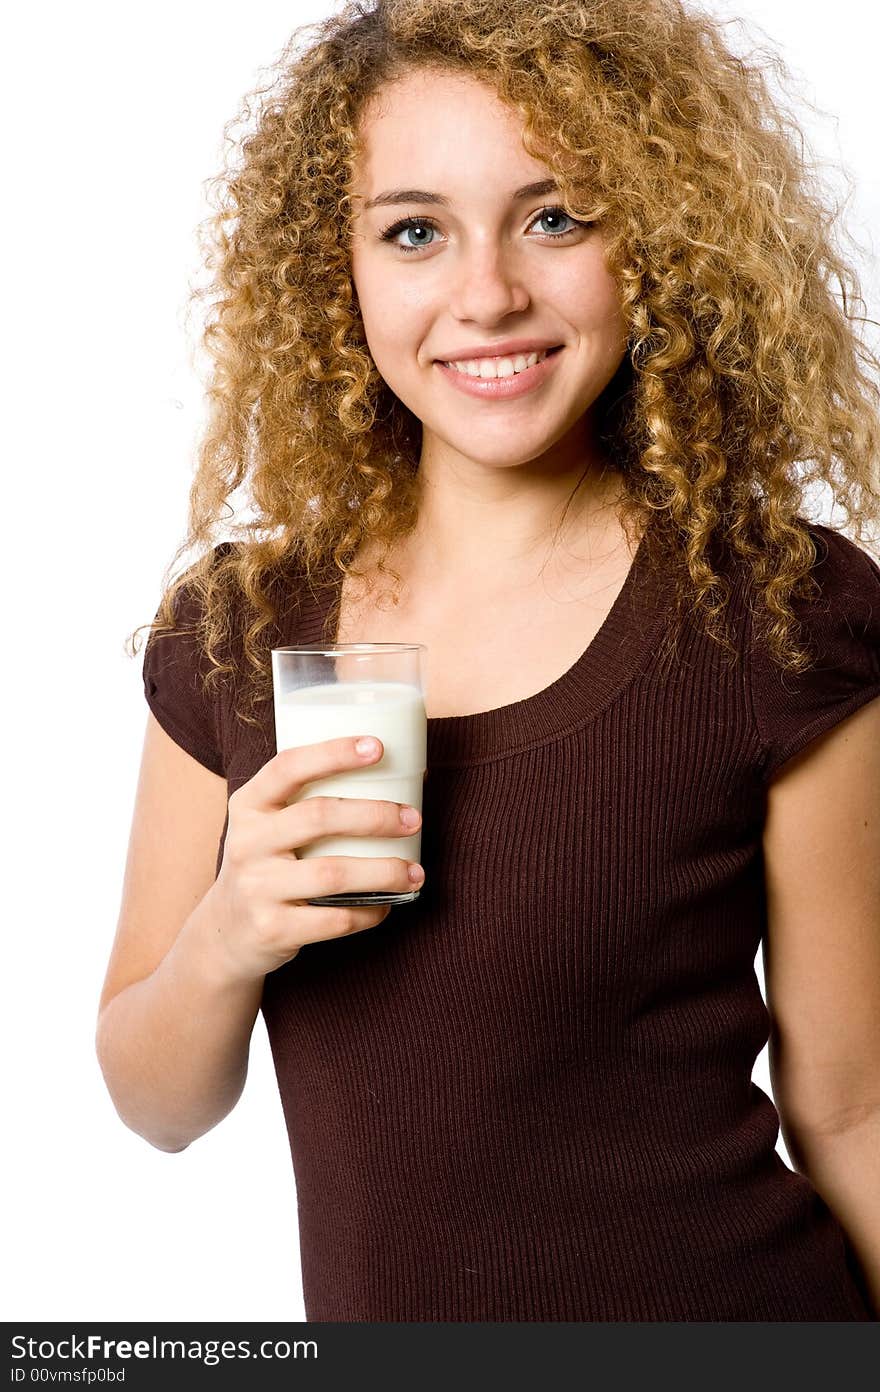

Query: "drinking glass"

xmin=271 ymin=643 xmax=427 ymax=906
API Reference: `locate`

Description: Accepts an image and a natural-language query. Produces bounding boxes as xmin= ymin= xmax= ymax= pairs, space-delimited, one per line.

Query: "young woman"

xmin=97 ymin=0 xmax=880 ymax=1321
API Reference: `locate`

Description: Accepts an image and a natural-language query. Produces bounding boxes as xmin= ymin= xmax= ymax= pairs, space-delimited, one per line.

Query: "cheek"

xmin=354 ymin=256 xmax=413 ymax=323
xmin=351 ymin=276 xmax=395 ymax=364
xmin=360 ymin=292 xmax=432 ymax=373
xmin=563 ymin=264 xmax=623 ymax=329
xmin=353 ymin=296 xmax=426 ymax=394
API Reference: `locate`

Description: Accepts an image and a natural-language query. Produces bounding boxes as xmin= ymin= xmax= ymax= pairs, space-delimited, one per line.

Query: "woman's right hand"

xmin=207 ymin=736 xmax=423 ymax=984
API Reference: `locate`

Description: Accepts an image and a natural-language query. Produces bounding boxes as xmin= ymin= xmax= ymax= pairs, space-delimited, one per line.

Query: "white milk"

xmin=274 ymin=679 xmax=427 ymax=861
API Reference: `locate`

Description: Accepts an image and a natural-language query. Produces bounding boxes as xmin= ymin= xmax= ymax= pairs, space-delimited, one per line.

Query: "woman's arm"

xmin=96 ymin=713 xmax=262 ymax=1152
xmin=96 ymin=883 xmax=264 ymax=1152
xmin=780 ymin=1110 xmax=880 ymax=1315
xmin=761 ymin=694 xmax=880 ymax=1313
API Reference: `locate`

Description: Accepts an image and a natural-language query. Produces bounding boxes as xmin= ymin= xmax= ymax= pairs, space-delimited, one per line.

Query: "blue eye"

xmin=379 ymin=217 xmax=440 ymax=253
xmin=532 ymin=207 xmax=579 ymax=236
xmin=378 ymin=205 xmax=590 ymax=255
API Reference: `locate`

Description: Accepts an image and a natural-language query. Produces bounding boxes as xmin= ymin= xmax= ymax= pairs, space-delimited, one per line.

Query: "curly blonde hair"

xmin=130 ymin=0 xmax=880 ymax=732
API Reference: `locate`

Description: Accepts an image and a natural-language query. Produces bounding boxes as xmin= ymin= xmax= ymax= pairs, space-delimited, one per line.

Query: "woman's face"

xmin=349 ymin=67 xmax=628 ymax=475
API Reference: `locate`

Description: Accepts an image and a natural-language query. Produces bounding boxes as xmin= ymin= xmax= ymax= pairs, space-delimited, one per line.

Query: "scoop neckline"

xmin=299 ymin=526 xmax=668 ymax=767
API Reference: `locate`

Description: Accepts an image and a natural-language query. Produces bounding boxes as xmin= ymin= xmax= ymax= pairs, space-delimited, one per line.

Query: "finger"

xmin=266 ymin=795 xmax=421 ymax=857
xmin=274 ymin=854 xmax=421 ymax=902
xmin=236 ymin=735 xmax=385 ymax=810
xmin=310 ymin=901 xmax=393 ymax=937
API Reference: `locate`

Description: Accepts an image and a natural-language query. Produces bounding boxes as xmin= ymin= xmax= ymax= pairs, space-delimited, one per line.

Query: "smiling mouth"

xmin=437 ymin=346 xmax=563 ymax=379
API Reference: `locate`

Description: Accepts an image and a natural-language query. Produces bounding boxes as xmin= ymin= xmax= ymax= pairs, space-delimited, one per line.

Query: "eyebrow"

xmin=362 ymin=178 xmax=559 ymax=211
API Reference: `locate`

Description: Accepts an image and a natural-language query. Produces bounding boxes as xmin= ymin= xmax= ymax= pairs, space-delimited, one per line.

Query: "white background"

xmin=3 ymin=1 xmax=878 ymax=1320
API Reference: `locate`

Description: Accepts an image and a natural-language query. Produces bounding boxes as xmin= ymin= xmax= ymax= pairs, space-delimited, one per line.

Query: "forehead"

xmin=353 ymin=68 xmax=552 ymax=196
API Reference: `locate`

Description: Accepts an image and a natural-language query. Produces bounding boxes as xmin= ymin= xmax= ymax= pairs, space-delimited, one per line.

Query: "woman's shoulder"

xmin=140 ymin=538 xmax=323 ymax=778
xmin=741 ymin=518 xmax=880 ymax=643
xmin=140 ymin=543 xmax=239 ymax=777
xmin=171 ymin=538 xmax=316 ymax=619
xmin=802 ymin=518 xmax=880 ymax=590
xmin=743 ymin=519 xmax=880 ymax=783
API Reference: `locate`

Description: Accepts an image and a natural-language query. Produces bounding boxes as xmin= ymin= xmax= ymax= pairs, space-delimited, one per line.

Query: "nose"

xmin=446 ymin=241 xmax=530 ymax=323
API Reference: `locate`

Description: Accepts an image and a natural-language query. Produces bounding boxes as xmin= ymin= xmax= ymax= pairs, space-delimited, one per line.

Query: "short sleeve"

xmin=750 ymin=522 xmax=880 ymax=782
xmin=141 ymin=548 xmax=231 ymax=778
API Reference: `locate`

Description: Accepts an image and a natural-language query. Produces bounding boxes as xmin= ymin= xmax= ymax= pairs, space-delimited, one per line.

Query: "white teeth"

xmin=446 ymin=349 xmax=549 ymax=378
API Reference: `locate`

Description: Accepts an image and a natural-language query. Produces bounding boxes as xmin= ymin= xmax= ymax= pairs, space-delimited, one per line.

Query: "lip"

xmin=435 ymin=346 xmax=564 ymax=399
xmin=436 ymin=337 xmax=563 ymax=362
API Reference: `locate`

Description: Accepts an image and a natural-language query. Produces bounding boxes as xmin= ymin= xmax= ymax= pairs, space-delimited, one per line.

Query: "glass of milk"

xmin=271 ymin=643 xmax=427 ymax=906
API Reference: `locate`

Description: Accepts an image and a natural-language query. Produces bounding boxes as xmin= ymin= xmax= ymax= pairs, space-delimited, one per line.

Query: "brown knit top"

xmin=142 ymin=520 xmax=880 ymax=1321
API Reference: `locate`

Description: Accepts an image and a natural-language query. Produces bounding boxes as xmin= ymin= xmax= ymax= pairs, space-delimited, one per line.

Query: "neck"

xmin=399 ymin=455 xmax=627 ymax=591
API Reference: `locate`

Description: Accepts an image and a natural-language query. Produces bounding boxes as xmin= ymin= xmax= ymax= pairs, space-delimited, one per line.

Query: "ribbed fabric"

xmin=142 ymin=520 xmax=880 ymax=1321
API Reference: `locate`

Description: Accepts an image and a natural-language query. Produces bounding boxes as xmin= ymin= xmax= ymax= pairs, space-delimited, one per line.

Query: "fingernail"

xmin=407 ymin=863 xmax=425 ymax=884
xmin=356 ymin=737 xmax=380 ymax=756
xmin=399 ymin=806 xmax=421 ymax=828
